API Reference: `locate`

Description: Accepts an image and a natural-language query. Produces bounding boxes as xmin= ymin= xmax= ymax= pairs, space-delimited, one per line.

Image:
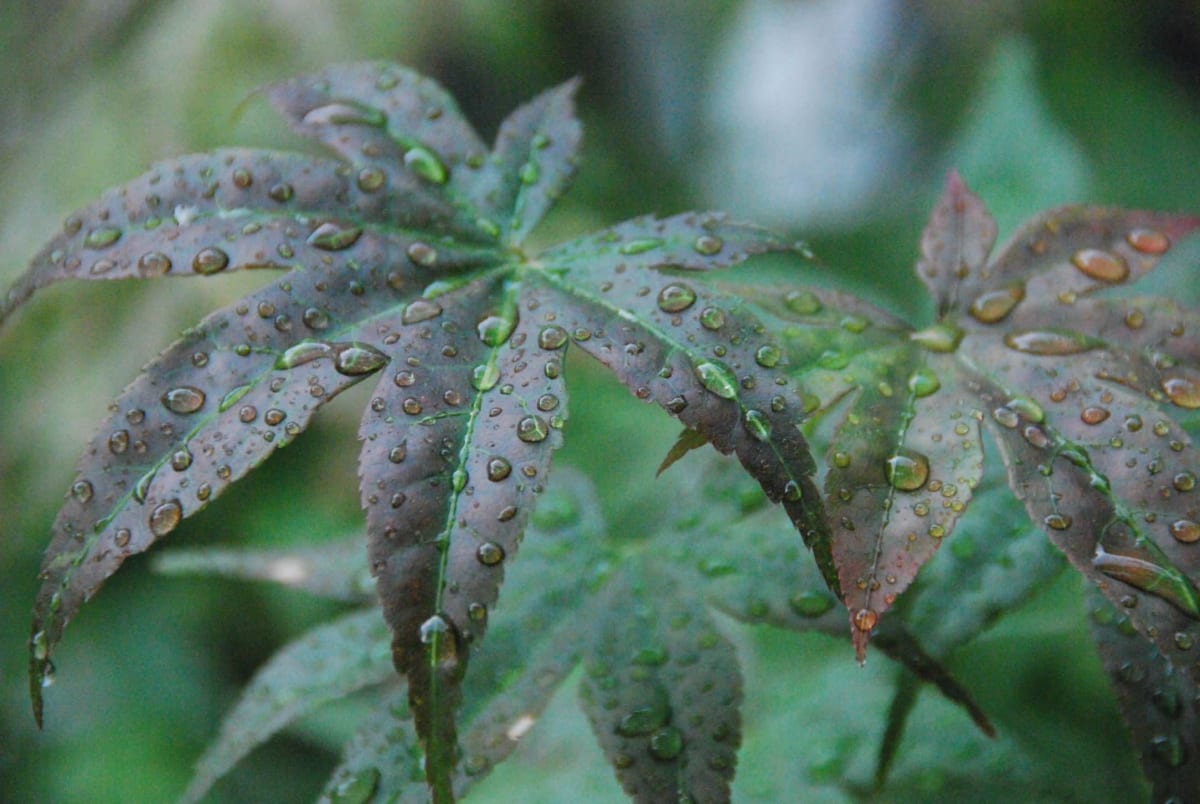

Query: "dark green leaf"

xmin=1087 ymin=588 xmax=1200 ymax=800
xmin=579 ymin=567 xmax=742 ymax=804
xmin=152 ymin=535 xmax=373 ymax=602
xmin=181 ymin=609 xmax=393 ymax=803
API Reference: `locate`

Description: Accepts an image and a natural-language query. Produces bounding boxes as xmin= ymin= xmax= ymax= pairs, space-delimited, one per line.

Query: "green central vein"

xmin=536 ymin=268 xmax=809 ymax=496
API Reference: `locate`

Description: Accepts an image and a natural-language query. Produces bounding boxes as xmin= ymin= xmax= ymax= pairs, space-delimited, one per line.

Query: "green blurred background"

xmin=1 ymin=1 xmax=1198 ymax=801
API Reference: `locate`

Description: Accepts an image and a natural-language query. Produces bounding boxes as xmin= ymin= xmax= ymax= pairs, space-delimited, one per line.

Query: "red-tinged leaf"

xmin=1087 ymin=588 xmax=1200 ymax=801
xmin=474 ymin=78 xmax=583 ymax=243
xmin=266 ymin=62 xmax=494 ymax=241
xmin=579 ymin=568 xmax=742 ymax=804
xmin=358 ymin=274 xmax=567 ymax=797
xmin=535 ymin=214 xmax=828 ymax=575
xmin=180 ymin=609 xmax=393 ymax=804
xmin=28 ymin=260 xmax=412 ymax=722
xmin=915 ymin=170 xmax=998 ymax=318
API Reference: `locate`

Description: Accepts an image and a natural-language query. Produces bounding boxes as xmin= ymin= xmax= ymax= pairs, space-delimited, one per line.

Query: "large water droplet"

xmin=84 ymin=226 xmax=121 ymax=249
xmin=487 ymin=457 xmax=512 ymax=481
xmin=277 ymin=341 xmax=334 ymax=369
xmin=517 ymin=416 xmax=549 ymax=443
xmin=693 ymin=234 xmax=723 ymax=255
xmin=419 ymin=614 xmax=449 ymax=644
xmin=853 ymin=608 xmax=878 ymax=632
xmin=472 ymin=363 xmax=500 ymax=391
xmin=402 ymin=298 xmax=443 ymax=324
xmin=149 ymin=499 xmax=183 ymax=536
xmin=615 ymin=692 xmax=670 ymax=737
xmin=789 ymin=591 xmax=834 ymax=618
xmin=1004 ymin=329 xmax=1098 ymax=356
xmin=1094 ymin=545 xmax=1200 ymax=619
xmin=161 ymin=386 xmax=206 ymax=414
xmin=784 ymin=290 xmax=822 ymax=315
xmin=907 ymin=367 xmax=940 ymax=398
xmin=755 ymin=344 xmax=782 ymax=368
xmin=328 ymin=767 xmax=380 ymax=804
xmin=476 ymin=541 xmax=505 ymax=565
xmin=968 ymin=284 xmax=1025 ymax=324
xmin=1071 ymin=248 xmax=1129 ymax=283
xmin=303 ymin=101 xmax=385 ymax=126
xmin=910 ymin=323 xmax=963 ymax=353
xmin=699 ymin=306 xmax=726 ymax=330
xmin=334 ymin=343 xmax=388 ymax=376
xmin=1161 ymin=370 xmax=1200 ymax=409
xmin=1170 ymin=519 xmax=1200 ymax=544
xmin=138 ymin=251 xmax=172 ymax=276
xmin=192 ymin=247 xmax=229 ymax=275
xmin=648 ymin=726 xmax=684 ymax=761
xmin=307 ymin=221 xmax=363 ymax=251
xmin=694 ymin=361 xmax=738 ymax=399
xmin=885 ymin=450 xmax=930 ymax=491
xmin=656 ymin=282 xmax=697 ymax=313
xmin=618 ymin=238 xmax=662 ymax=255
xmin=71 ymin=480 xmax=94 ymax=504
xmin=477 ymin=313 xmax=516 ymax=347
xmin=744 ymin=409 xmax=772 ymax=441
xmin=404 ymin=145 xmax=449 ymax=184
xmin=1126 ymin=228 xmax=1171 ymax=255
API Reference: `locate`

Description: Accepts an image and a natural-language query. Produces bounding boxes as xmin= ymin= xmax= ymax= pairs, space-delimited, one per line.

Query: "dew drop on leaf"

xmin=853 ymin=608 xmax=878 ymax=632
xmin=137 ymin=251 xmax=172 ymax=276
xmin=476 ymin=541 xmax=505 ymax=566
xmin=656 ymin=282 xmax=697 ymax=313
xmin=406 ymin=241 xmax=438 ymax=267
xmin=699 ymin=306 xmax=726 ymax=330
xmin=328 ymin=767 xmax=380 ymax=804
xmin=1170 ymin=519 xmax=1200 ymax=544
xmin=218 ymin=384 xmax=252 ymax=412
xmin=1174 ymin=472 xmax=1196 ymax=492
xmin=191 ymin=247 xmax=230 ymax=275
xmin=1044 ymin=513 xmax=1073 ymax=531
xmin=1160 ymin=370 xmax=1200 ymax=409
xmin=754 ymin=344 xmax=782 ymax=368
xmin=907 ymin=367 xmax=941 ymax=398
xmin=333 ymin=343 xmax=388 ymax=376
xmin=403 ymin=145 xmax=449 ymax=184
xmin=71 ymin=480 xmax=94 ymax=504
xmin=477 ymin=313 xmax=517 ymax=347
xmin=789 ymin=590 xmax=834 ymax=618
xmin=537 ymin=325 xmax=569 ymax=350
xmin=616 ymin=696 xmax=670 ymax=737
xmin=517 ymin=415 xmax=549 ymax=443
xmin=885 ymin=450 xmax=930 ymax=491
xmin=81 ymin=225 xmax=123 ymax=251
xmin=693 ymin=234 xmax=723 ymax=255
xmin=1080 ymin=406 xmax=1111 ymax=425
xmin=276 ymin=341 xmax=334 ymax=369
xmin=419 ymin=614 xmax=450 ymax=644
xmin=519 ymin=161 xmax=540 ymax=185
xmin=170 ymin=449 xmax=192 ymax=471
xmin=1071 ymin=248 xmax=1129 ymax=283
xmin=648 ymin=726 xmax=685 ymax=761
xmin=161 ymin=386 xmax=206 ymax=414
xmin=307 ymin=221 xmax=363 ymax=251
xmin=471 ymin=362 xmax=500 ymax=392
xmin=1126 ymin=228 xmax=1171 ymax=255
xmin=486 ymin=457 xmax=512 ymax=481
xmin=784 ymin=290 xmax=822 ymax=315
xmin=968 ymin=284 xmax=1024 ymax=324
xmin=910 ymin=323 xmax=963 ymax=353
xmin=743 ymin=408 xmax=772 ymax=441
xmin=1007 ymin=395 xmax=1045 ymax=423
xmin=149 ymin=499 xmax=183 ymax=536
xmin=692 ymin=360 xmax=738 ymax=400
xmin=618 ymin=238 xmax=662 ymax=255
xmin=991 ymin=407 xmax=1019 ymax=429
xmin=356 ymin=167 xmax=386 ymax=192
xmin=1004 ymin=329 xmax=1097 ymax=356
xmin=401 ymin=298 xmax=443 ymax=324
xmin=302 ymin=101 xmax=386 ymax=127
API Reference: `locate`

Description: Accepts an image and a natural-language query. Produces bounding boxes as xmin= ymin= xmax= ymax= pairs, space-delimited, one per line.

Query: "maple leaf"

xmin=0 ymin=62 xmax=818 ymax=800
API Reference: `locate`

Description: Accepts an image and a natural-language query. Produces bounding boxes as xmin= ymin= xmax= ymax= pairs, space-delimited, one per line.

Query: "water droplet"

xmin=517 ymin=416 xmax=549 ymax=443
xmin=192 ymin=247 xmax=229 ymax=275
xmin=218 ymin=385 xmax=251 ymax=412
xmin=789 ymin=591 xmax=834 ymax=618
xmin=402 ymin=298 xmax=443 ymax=324
xmin=328 ymin=767 xmax=380 ymax=804
xmin=1171 ymin=519 xmax=1200 ymax=544
xmin=149 ymin=499 xmax=183 ymax=536
xmin=968 ymin=284 xmax=1025 ymax=324
xmin=276 ymin=341 xmax=334 ymax=369
xmin=419 ymin=614 xmax=449 ymax=644
xmin=885 ymin=450 xmax=930 ymax=491
xmin=618 ymin=238 xmax=662 ymax=255
xmin=694 ymin=361 xmax=738 ymax=399
xmin=853 ymin=608 xmax=877 ymax=632
xmin=471 ymin=363 xmax=500 ymax=392
xmin=1174 ymin=472 xmax=1196 ymax=492
xmin=648 ymin=726 xmax=684 ymax=761
xmin=477 ymin=313 xmax=516 ymax=347
xmin=656 ymin=282 xmax=697 ymax=313
xmin=744 ymin=409 xmax=772 ymax=441
xmin=476 ymin=541 xmax=505 ymax=565
xmin=784 ymin=290 xmax=822 ymax=315
xmin=1094 ymin=545 xmax=1200 ymax=619
xmin=696 ymin=306 xmax=727 ymax=331
xmin=1004 ymin=329 xmax=1097 ymax=356
xmin=161 ymin=386 xmax=206 ymax=414
xmin=1151 ymin=734 xmax=1187 ymax=768
xmin=404 ymin=145 xmax=449 ymax=184
xmin=388 ymin=444 xmax=407 ymax=464
xmin=71 ymin=480 xmax=94 ymax=504
xmin=108 ymin=430 xmax=129 ymax=454
xmin=334 ymin=343 xmax=388 ymax=376
xmin=990 ymin=406 xmax=1019 ymax=429
xmin=518 ymin=161 xmax=539 ymax=185
xmin=1126 ymin=228 xmax=1171 ymax=255
xmin=307 ymin=221 xmax=362 ymax=251
xmin=303 ymin=101 xmax=386 ymax=127
xmin=356 ymin=167 xmax=386 ymax=192
xmin=906 ymin=367 xmax=940 ymax=398
xmin=1044 ymin=513 xmax=1072 ymax=531
xmin=136 ymin=251 xmax=172 ymax=276
xmin=486 ymin=457 xmax=512 ymax=481
xmin=616 ymin=695 xmax=670 ymax=737
xmin=755 ymin=344 xmax=782 ymax=368
xmin=910 ymin=323 xmax=963 ymax=353
xmin=693 ymin=234 xmax=723 ymax=255
xmin=402 ymin=398 xmax=422 ymax=415
xmin=1077 ymin=406 xmax=1110 ymax=426
xmin=31 ymin=630 xmax=49 ymax=661
xmin=1071 ymin=248 xmax=1129 ymax=283
xmin=170 ymin=449 xmax=192 ymax=471
xmin=263 ymin=409 xmax=287 ymax=426
xmin=1161 ymin=370 xmax=1200 ymax=408
xmin=1007 ymin=396 xmax=1045 ymax=423
xmin=84 ymin=226 xmax=121 ymax=249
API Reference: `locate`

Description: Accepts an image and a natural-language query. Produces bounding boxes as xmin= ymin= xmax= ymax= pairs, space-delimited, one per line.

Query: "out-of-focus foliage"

xmin=2 ymin=1 xmax=1199 ymax=801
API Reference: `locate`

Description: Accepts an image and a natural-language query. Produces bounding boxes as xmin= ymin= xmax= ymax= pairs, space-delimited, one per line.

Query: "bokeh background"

xmin=1 ymin=1 xmax=1198 ymax=801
